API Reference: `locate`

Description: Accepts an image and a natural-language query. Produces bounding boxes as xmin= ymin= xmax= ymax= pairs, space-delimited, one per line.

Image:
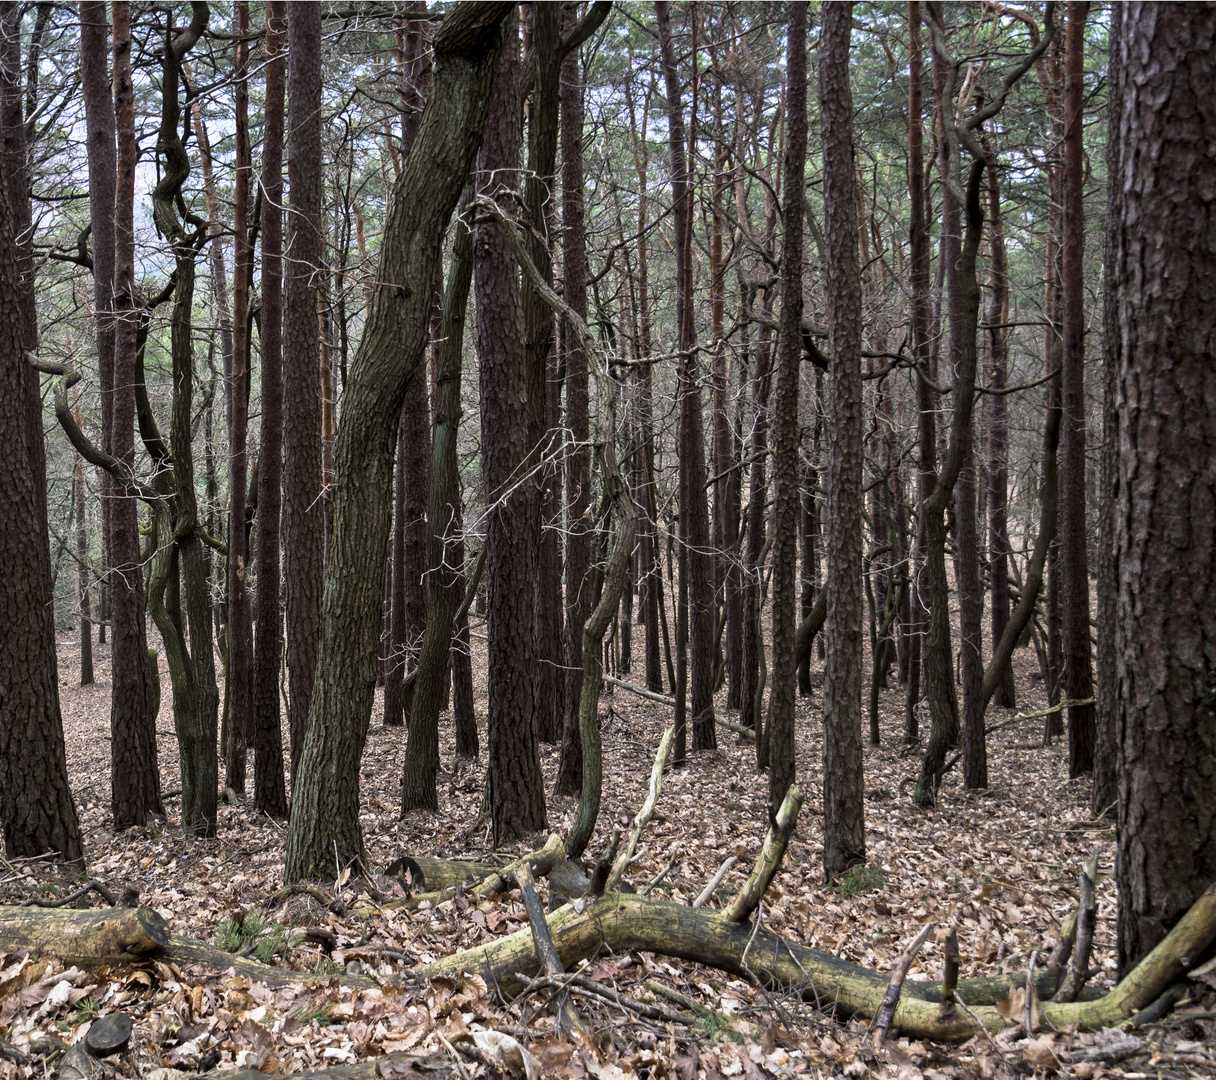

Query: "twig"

xmin=1057 ymin=857 xmax=1097 ymax=1002
xmin=514 ymin=862 xmax=585 ymax=1037
xmin=873 ymin=922 xmax=933 ymax=1049
xmin=640 ymin=844 xmax=679 ymax=896
xmin=1079 ymin=1036 xmax=1143 ymax=1063
xmin=21 ymin=878 xmax=118 ymax=908
xmin=1024 ymin=950 xmax=1040 ymax=1033
xmin=939 ymin=926 xmax=959 ymax=1018
xmin=517 ymin=972 xmax=694 ymax=1025
xmin=693 ymin=855 xmax=738 ymax=909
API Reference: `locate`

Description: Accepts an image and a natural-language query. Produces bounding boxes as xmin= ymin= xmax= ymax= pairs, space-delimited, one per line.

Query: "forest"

xmin=0 ymin=1 xmax=1214 ymax=1078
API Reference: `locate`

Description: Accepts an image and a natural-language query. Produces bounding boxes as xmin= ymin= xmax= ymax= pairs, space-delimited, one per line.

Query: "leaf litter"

xmin=1 ymin=632 xmax=1212 ymax=1080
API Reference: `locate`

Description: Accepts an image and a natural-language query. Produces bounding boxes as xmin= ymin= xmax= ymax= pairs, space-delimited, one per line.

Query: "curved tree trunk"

xmin=284 ymin=3 xmax=513 ymax=881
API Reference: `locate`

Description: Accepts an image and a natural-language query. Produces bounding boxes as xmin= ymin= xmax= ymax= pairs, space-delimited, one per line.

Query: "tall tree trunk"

xmin=985 ymin=139 xmax=1016 ymax=711
xmin=283 ymin=3 xmax=511 ymax=882
xmin=1111 ymin=2 xmax=1216 ymax=975
xmin=401 ymin=187 xmax=474 ymax=812
xmin=385 ymin=9 xmax=432 ymax=730
xmin=819 ymin=0 xmax=866 ymax=879
xmin=0 ymin=11 xmax=84 ymax=863
xmin=283 ymin=1 xmax=325 ymax=780
xmin=253 ymin=0 xmax=288 ymax=817
xmin=904 ymin=0 xmax=935 ymax=742
xmin=110 ymin=0 xmax=161 ymax=828
xmin=475 ymin=12 xmax=547 ymax=841
xmin=555 ymin=8 xmax=592 ymax=794
xmin=656 ymin=0 xmax=715 ymax=753
xmin=225 ymin=0 xmax=253 ymax=795
xmin=523 ymin=4 xmax=564 ymax=746
xmin=1091 ymin=6 xmax=1122 ymax=818
xmin=1060 ymin=0 xmax=1095 ymax=778
xmin=766 ymin=0 xmax=807 ymax=823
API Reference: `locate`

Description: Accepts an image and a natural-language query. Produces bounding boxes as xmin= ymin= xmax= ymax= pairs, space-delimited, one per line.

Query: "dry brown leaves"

xmin=0 ymin=631 xmax=1212 ymax=1079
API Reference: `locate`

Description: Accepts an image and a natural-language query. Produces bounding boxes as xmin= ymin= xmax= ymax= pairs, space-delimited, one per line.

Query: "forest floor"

xmin=2 ymin=621 xmax=1213 ymax=1080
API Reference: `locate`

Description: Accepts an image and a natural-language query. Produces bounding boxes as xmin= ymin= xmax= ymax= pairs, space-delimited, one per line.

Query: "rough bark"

xmin=985 ymin=139 xmax=1016 ymax=710
xmin=110 ymin=0 xmax=162 ymax=829
xmin=282 ymin=2 xmax=511 ymax=881
xmin=1111 ymin=2 xmax=1216 ymax=975
xmin=819 ymin=0 xmax=866 ymax=879
xmin=253 ymin=0 xmax=288 ymax=818
xmin=522 ymin=4 xmax=563 ymax=748
xmin=765 ymin=2 xmax=806 ymax=823
xmin=1059 ymin=0 xmax=1094 ymax=778
xmin=384 ymin=9 xmax=432 ymax=730
xmin=475 ymin=14 xmax=547 ymax=841
xmin=0 ymin=19 xmax=84 ymax=861
xmin=283 ymin=0 xmax=325 ymax=779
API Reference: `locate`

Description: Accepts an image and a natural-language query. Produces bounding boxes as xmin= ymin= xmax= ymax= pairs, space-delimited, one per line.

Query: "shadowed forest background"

xmin=1 ymin=2 xmax=1214 ymax=1078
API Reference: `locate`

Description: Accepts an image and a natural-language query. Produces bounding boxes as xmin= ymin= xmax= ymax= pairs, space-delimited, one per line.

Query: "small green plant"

xmin=71 ymin=996 xmax=101 ymax=1026
xmin=833 ymin=863 xmax=886 ymax=898
xmin=290 ymin=1002 xmax=336 ymax=1027
xmin=215 ymin=911 xmax=285 ymax=961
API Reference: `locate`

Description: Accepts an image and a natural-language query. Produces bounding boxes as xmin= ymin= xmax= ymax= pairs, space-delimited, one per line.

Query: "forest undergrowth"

xmin=2 ymin=618 xmax=1213 ymax=1080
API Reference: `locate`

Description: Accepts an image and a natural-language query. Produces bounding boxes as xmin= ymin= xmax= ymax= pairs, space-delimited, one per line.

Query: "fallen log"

xmin=0 ymin=904 xmax=168 ymax=964
xmin=417 ymin=877 xmax=1216 ymax=1041
xmin=208 ymin=1052 xmax=458 ymax=1079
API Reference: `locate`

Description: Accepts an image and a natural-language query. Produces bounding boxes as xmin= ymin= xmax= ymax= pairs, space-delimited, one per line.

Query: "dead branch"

xmin=1057 ymin=856 xmax=1098 ymax=1002
xmin=605 ymin=726 xmax=674 ymax=892
xmin=873 ymin=922 xmax=934 ymax=1049
xmin=604 ymin=675 xmax=756 ymax=741
xmin=726 ymin=783 xmax=803 ymax=923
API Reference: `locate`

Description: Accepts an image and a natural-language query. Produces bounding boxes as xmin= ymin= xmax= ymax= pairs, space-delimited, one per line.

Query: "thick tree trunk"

xmin=0 ymin=24 xmax=84 ymax=861
xmin=1059 ymin=0 xmax=1095 ymax=778
xmin=1111 ymin=2 xmax=1216 ymax=975
xmin=819 ymin=0 xmax=866 ymax=879
xmin=283 ymin=4 xmax=511 ymax=881
xmin=522 ymin=5 xmax=563 ymax=747
xmin=253 ymin=0 xmax=288 ymax=818
xmin=765 ymin=2 xmax=807 ymax=823
xmin=283 ymin=1 xmax=325 ymax=779
xmin=475 ymin=14 xmax=547 ymax=841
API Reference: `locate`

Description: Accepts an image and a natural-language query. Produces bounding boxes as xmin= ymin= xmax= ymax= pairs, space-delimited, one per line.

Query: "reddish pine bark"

xmin=819 ymin=0 xmax=866 ymax=879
